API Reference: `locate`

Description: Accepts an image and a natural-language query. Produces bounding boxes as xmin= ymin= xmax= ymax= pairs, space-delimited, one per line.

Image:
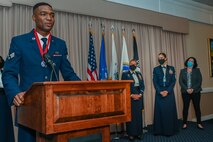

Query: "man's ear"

xmin=32 ymin=15 xmax=36 ymax=22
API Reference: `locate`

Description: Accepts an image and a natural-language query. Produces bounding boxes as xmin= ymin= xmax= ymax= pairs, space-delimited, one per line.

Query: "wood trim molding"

xmin=201 ymin=87 xmax=213 ymax=93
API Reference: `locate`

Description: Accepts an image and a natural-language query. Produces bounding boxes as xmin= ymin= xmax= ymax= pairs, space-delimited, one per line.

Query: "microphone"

xmin=43 ymin=53 xmax=54 ymax=66
xmin=43 ymin=53 xmax=59 ymax=81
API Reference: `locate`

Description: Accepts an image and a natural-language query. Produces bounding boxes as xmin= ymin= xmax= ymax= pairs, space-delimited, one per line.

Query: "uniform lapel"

xmin=136 ymin=72 xmax=142 ymax=86
xmin=29 ymin=30 xmax=56 ymax=58
xmin=128 ymin=71 xmax=134 ymax=80
xmin=159 ymin=65 xmax=164 ymax=76
xmin=165 ymin=65 xmax=169 ymax=76
xmin=136 ymin=72 xmax=143 ymax=82
xmin=29 ymin=30 xmax=42 ymax=58
xmin=47 ymin=36 xmax=56 ymax=56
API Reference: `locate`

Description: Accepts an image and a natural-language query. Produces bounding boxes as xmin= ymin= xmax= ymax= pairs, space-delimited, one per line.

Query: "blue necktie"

xmin=41 ymin=38 xmax=47 ymax=52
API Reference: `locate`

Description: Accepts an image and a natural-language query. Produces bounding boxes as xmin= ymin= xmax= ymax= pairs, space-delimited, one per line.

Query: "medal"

xmin=34 ymin=29 xmax=51 ymax=68
xmin=34 ymin=28 xmax=51 ymax=59
xmin=41 ymin=61 xmax=46 ymax=67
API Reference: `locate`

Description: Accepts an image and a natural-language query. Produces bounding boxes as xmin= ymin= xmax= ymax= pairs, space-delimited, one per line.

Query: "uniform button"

xmin=45 ymin=76 xmax=48 ymax=80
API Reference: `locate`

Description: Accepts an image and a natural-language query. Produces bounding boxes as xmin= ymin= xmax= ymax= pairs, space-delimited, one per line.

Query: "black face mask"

xmin=0 ymin=59 xmax=4 ymax=69
xmin=129 ymin=65 xmax=136 ymax=71
xmin=158 ymin=59 xmax=165 ymax=65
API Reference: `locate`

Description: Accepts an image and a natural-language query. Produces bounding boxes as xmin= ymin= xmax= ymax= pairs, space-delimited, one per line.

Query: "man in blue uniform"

xmin=2 ymin=2 xmax=80 ymax=142
xmin=153 ymin=53 xmax=178 ymax=136
xmin=0 ymin=56 xmax=15 ymax=142
xmin=122 ymin=59 xmax=145 ymax=141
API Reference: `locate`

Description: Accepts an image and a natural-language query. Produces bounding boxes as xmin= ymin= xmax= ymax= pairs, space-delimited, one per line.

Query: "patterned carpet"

xmin=111 ymin=119 xmax=213 ymax=142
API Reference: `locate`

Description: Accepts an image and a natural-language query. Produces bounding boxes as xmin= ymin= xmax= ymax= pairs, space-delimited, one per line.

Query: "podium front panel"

xmin=18 ymin=81 xmax=131 ymax=134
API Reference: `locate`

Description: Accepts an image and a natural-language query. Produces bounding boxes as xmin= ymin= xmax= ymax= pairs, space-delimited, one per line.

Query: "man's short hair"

xmin=33 ymin=2 xmax=52 ymax=13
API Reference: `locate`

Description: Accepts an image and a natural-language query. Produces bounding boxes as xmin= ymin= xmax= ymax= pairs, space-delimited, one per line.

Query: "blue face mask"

xmin=187 ymin=61 xmax=193 ymax=68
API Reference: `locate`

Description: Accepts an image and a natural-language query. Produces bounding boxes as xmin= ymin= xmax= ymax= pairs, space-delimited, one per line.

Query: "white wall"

xmin=107 ymin=0 xmax=213 ymax=25
xmin=1 ymin=0 xmax=212 ymax=25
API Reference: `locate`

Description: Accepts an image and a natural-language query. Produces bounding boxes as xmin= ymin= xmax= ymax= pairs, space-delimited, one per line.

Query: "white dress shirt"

xmin=0 ymin=70 xmax=3 ymax=88
xmin=130 ymin=71 xmax=139 ymax=87
xmin=37 ymin=32 xmax=50 ymax=49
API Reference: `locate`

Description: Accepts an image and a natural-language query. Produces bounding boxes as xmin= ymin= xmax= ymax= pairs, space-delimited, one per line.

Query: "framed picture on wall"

xmin=207 ymin=38 xmax=213 ymax=77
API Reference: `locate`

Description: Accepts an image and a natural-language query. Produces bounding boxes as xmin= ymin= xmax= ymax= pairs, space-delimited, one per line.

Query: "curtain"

xmin=0 ymin=4 xmax=187 ymax=138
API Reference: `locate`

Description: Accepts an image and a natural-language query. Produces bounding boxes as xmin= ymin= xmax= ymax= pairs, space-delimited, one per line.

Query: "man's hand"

xmin=13 ymin=92 xmax=25 ymax=107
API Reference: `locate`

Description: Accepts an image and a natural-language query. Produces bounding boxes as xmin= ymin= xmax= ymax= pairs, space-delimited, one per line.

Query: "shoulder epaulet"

xmin=123 ymin=70 xmax=129 ymax=73
xmin=135 ymin=71 xmax=142 ymax=74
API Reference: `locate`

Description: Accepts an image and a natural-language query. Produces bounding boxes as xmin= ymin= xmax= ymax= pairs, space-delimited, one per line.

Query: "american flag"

xmin=87 ymin=31 xmax=98 ymax=80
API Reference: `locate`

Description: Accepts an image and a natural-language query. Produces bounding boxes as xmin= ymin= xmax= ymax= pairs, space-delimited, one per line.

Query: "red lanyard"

xmin=34 ymin=29 xmax=51 ymax=60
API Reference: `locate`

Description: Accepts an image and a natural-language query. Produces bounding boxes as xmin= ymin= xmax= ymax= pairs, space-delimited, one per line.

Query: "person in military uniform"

xmin=122 ymin=59 xmax=145 ymax=141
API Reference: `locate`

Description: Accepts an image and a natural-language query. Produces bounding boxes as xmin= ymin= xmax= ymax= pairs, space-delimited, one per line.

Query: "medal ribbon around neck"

xmin=34 ymin=28 xmax=51 ymax=60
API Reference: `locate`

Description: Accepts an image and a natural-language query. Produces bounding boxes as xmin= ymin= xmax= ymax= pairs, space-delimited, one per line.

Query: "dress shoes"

xmin=182 ymin=124 xmax=187 ymax=129
xmin=197 ymin=124 xmax=204 ymax=129
xmin=136 ymin=135 xmax=143 ymax=140
xmin=128 ymin=136 xmax=134 ymax=141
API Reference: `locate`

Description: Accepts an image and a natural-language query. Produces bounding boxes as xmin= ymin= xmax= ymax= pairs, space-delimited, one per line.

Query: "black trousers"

xmin=0 ymin=89 xmax=15 ymax=142
xmin=182 ymin=92 xmax=201 ymax=124
xmin=126 ymin=98 xmax=143 ymax=137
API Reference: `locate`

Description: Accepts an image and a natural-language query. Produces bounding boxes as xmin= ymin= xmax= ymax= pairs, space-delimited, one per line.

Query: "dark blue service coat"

xmin=153 ymin=65 xmax=179 ymax=136
xmin=2 ymin=29 xmax=81 ymax=142
xmin=122 ymin=70 xmax=145 ymax=136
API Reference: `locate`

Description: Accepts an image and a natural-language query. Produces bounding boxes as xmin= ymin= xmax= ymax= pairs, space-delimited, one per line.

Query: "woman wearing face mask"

xmin=122 ymin=59 xmax=145 ymax=141
xmin=179 ymin=57 xmax=203 ymax=129
xmin=153 ymin=53 xmax=179 ymax=136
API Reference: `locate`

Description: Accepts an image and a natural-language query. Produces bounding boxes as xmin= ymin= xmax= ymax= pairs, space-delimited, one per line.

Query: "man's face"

xmin=32 ymin=5 xmax=55 ymax=33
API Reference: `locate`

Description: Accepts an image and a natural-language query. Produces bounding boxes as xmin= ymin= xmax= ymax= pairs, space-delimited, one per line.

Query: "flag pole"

xmin=113 ymin=124 xmax=120 ymax=140
xmin=87 ymin=21 xmax=98 ymax=81
xmin=120 ymin=26 xmax=127 ymax=137
xmin=88 ymin=21 xmax=92 ymax=34
xmin=89 ymin=21 xmax=92 ymax=29
xmin=101 ymin=23 xmax=105 ymax=34
xmin=99 ymin=23 xmax=108 ymax=80
xmin=122 ymin=26 xmax=125 ymax=35
xmin=111 ymin=25 xmax=114 ymax=32
xmin=109 ymin=25 xmax=114 ymax=80
xmin=110 ymin=25 xmax=120 ymax=140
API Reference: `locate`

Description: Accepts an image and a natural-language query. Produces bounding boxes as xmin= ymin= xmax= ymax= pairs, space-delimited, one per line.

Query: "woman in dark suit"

xmin=179 ymin=57 xmax=203 ymax=129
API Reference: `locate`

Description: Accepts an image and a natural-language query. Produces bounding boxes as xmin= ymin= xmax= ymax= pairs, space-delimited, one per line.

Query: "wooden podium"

xmin=18 ymin=81 xmax=131 ymax=142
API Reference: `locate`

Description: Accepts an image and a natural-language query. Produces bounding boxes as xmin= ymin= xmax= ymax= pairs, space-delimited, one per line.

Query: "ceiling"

xmin=192 ymin=0 xmax=213 ymax=7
